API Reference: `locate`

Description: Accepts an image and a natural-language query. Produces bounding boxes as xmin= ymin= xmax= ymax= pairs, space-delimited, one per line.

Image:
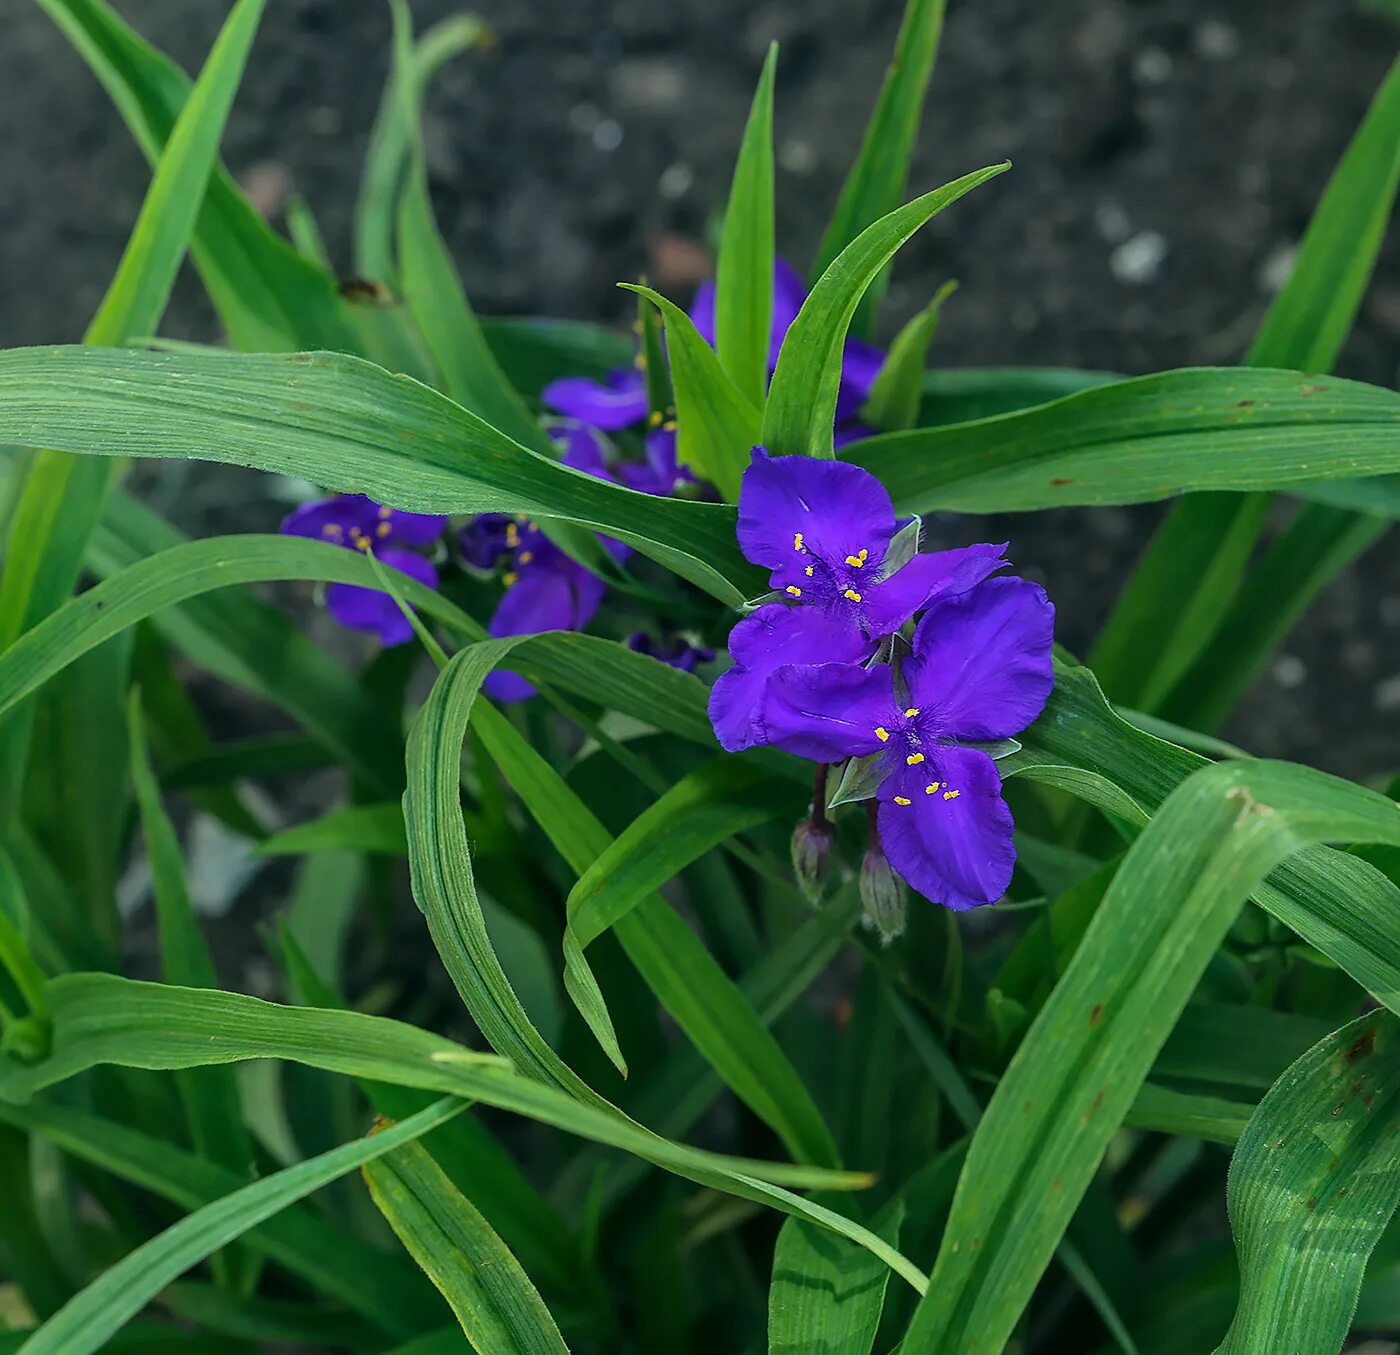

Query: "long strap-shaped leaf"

xmin=14 ymin=1098 xmax=463 ymax=1355
xmin=0 ymin=0 xmax=267 ymax=829
xmin=904 ymin=759 xmax=1400 ymax=1353
xmin=1088 ymin=54 xmax=1400 ymax=716
xmin=409 ymin=643 xmax=839 ymax=1168
xmin=764 ymin=164 xmax=1008 ymax=458
xmin=1007 ymin=662 xmax=1400 ymax=1013
xmin=364 ymin=1137 xmax=570 ymax=1355
xmin=810 ymin=0 xmax=947 ymax=334
xmin=0 ymin=345 xmax=754 ymax=605
xmin=0 ymin=974 xmax=921 ymax=1286
xmin=1215 ymin=1010 xmax=1400 ymax=1354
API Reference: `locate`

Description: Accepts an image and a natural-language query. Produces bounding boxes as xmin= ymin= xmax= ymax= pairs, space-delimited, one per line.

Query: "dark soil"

xmin=4 ymin=0 xmax=1400 ymax=777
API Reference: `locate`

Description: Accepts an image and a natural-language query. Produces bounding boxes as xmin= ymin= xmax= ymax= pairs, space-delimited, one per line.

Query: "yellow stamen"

xmin=321 ymin=523 xmax=342 ymax=539
xmin=662 ymin=418 xmax=678 ymax=431
xmin=843 ymin=589 xmax=862 ymax=603
xmin=648 ymin=410 xmax=663 ymax=427
xmin=893 ymin=796 xmax=912 ymax=806
xmin=906 ymin=752 xmax=925 ymax=766
xmin=375 ymin=521 xmax=391 ymax=538
xmin=377 ymin=505 xmax=393 ymax=519
xmin=793 ymin=532 xmax=805 ymax=551
xmin=518 ymin=550 xmax=534 ymax=565
xmin=786 ymin=585 xmax=803 ymax=597
xmin=943 ymin=789 xmax=961 ymax=801
xmin=874 ymin=726 xmax=890 ymax=742
xmin=502 ymin=571 xmax=518 ymax=588
xmin=804 ymin=565 xmax=814 ymax=577
xmin=925 ymin=782 xmax=939 ymax=795
xmin=904 ymin=707 xmax=920 ymax=717
xmin=845 ymin=554 xmax=865 ymax=568
xmin=505 ymin=522 xmax=520 ymax=548
xmin=634 ymin=354 xmax=647 ymax=371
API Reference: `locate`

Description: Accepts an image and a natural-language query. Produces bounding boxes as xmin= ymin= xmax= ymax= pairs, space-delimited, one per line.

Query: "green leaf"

xmin=905 ymin=760 xmax=1400 ymax=1353
xmin=1215 ymin=1011 xmax=1400 ymax=1353
xmin=255 ymin=803 xmax=410 ymax=858
xmin=127 ymin=688 xmax=255 ymax=1291
xmin=480 ymin=318 xmax=633 ymax=396
xmin=15 ymin=1098 xmax=463 ymax=1355
xmin=364 ymin=1137 xmax=570 ymax=1355
xmin=37 ymin=0 xmax=356 ymax=352
xmin=355 ymin=13 xmax=490 ymax=283
xmin=411 ymin=642 xmax=840 ymax=1169
xmin=811 ymin=0 xmax=947 ymax=335
xmin=560 ymin=758 xmax=794 ymax=1078
xmin=848 ymin=367 xmax=1400 ymax=513
xmin=917 ymin=366 xmax=1117 ymax=425
xmin=765 ymin=164 xmax=1008 ymax=458
xmin=621 ymin=286 xmax=761 ymax=500
xmin=389 ymin=3 xmax=554 ymax=457
xmin=1009 ymin=662 xmax=1400 ymax=1016
xmin=1247 ymin=54 xmax=1400 ymax=372
xmin=0 ymin=974 xmax=917 ymax=1282
xmin=1160 ymin=502 xmax=1388 ymax=731
xmin=0 ymin=345 xmax=755 ymax=605
xmin=0 ymin=0 xmax=267 ymax=828
xmin=715 ymin=44 xmax=777 ymax=409
xmin=863 ymin=280 xmax=957 ymax=432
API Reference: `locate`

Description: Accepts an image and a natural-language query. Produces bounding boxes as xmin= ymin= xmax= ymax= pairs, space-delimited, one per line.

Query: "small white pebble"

xmin=658 ymin=162 xmax=694 ymax=199
xmin=592 ymin=119 xmax=624 ymax=152
xmin=1273 ymin=655 xmax=1308 ymax=690
xmin=1110 ymin=231 xmax=1168 ymax=285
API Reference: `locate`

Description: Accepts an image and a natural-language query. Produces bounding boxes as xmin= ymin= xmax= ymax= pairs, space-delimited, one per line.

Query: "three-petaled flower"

xmin=281 ymin=493 xmax=446 ymax=646
xmin=709 ymin=448 xmax=1007 ymax=752
xmin=707 ymin=450 xmax=1054 ymax=912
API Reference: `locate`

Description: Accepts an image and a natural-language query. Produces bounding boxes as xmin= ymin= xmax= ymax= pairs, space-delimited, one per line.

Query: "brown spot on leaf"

xmin=1365 ymin=1094 xmax=1377 ymax=1109
xmin=1306 ymin=1197 xmax=1317 ymax=1213
xmin=1236 ymin=399 xmax=1256 ymax=407
xmin=1050 ymin=477 xmax=1074 ymax=487
xmin=971 ymin=1236 xmax=980 ymax=1249
xmin=1346 ymin=1029 xmax=1378 ymax=1064
xmin=1090 ymin=1003 xmax=1103 ymax=1025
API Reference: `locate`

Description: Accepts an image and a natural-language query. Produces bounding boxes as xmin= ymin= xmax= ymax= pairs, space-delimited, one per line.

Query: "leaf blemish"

xmin=1089 ymin=1003 xmax=1103 ymax=1025
xmin=1346 ymin=1029 xmax=1378 ymax=1063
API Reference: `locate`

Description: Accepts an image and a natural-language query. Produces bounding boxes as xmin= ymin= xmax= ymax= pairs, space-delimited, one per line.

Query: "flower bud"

xmin=791 ymin=816 xmax=835 ymax=903
xmin=859 ymin=843 xmax=907 ymax=945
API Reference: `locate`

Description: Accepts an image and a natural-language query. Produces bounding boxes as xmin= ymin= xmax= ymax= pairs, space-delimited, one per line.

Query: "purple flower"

xmin=760 ymin=578 xmax=1055 ymax=910
xmin=281 ymin=494 xmax=446 ymax=646
xmin=628 ymin=631 xmax=716 ymax=673
xmin=541 ymin=366 xmax=649 ymax=431
xmin=620 ymin=427 xmax=699 ymax=499
xmin=708 ymin=449 xmax=1007 ymax=751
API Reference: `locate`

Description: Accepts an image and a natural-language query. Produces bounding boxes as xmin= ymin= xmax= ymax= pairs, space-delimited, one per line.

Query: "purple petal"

xmin=836 ymin=337 xmax=886 ymax=418
xmin=860 ymin=542 xmax=1010 ymax=638
xmin=280 ymin=494 xmax=376 ymax=545
xmin=708 ymin=603 xmax=873 ymax=752
xmin=325 ymin=548 xmax=438 ymax=647
xmin=542 ymin=368 xmax=648 ymax=431
xmin=552 ymin=423 xmax=616 ymax=480
xmin=629 ymin=632 xmax=715 ymax=672
xmin=737 ymin=448 xmax=898 ymax=586
xmin=489 ymin=559 xmax=607 ymax=641
xmin=758 ymin=660 xmax=900 ymax=762
xmin=767 ymin=257 xmax=808 ymax=365
xmin=459 ymin=513 xmax=515 ymax=569
xmin=689 ymin=280 xmax=717 ymax=346
xmin=833 ymin=421 xmax=877 ymax=450
xmin=877 ymin=745 xmax=1014 ymax=910
xmin=905 ymin=577 xmax=1056 ymax=742
xmin=620 ymin=427 xmax=688 ymax=497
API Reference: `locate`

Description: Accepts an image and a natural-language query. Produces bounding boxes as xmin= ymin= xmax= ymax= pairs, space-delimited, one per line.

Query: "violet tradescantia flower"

xmin=541 ymin=366 xmax=649 ymax=432
xmin=619 ymin=427 xmax=700 ymax=499
xmin=281 ymin=493 xmax=447 ymax=646
xmin=760 ymin=578 xmax=1055 ymax=910
xmin=708 ymin=448 xmax=1008 ymax=752
xmin=628 ymin=631 xmax=716 ymax=672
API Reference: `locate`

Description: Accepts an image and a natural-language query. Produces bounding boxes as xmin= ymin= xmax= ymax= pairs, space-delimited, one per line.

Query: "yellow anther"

xmin=943 ymin=789 xmax=961 ymax=801
xmin=786 ymin=585 xmax=803 ymax=597
xmin=925 ymin=782 xmax=939 ymax=795
xmin=505 ymin=522 xmax=520 ymax=548
xmin=377 ymin=505 xmax=393 ymax=519
xmin=906 ymin=752 xmax=925 ymax=766
xmin=321 ymin=523 xmax=342 ymax=539
xmin=793 ymin=532 xmax=805 ymax=551
xmin=843 ymin=589 xmax=862 ymax=603
xmin=634 ymin=354 xmax=647 ymax=371
xmin=502 ymin=571 xmax=518 ymax=588
xmin=893 ymin=796 xmax=912 ymax=806
xmin=662 ymin=418 xmax=678 ymax=431
xmin=518 ymin=550 xmax=534 ymax=565
xmin=804 ymin=565 xmax=814 ymax=577
xmin=355 ymin=538 xmax=371 ymax=552
xmin=904 ymin=707 xmax=920 ymax=717
xmin=874 ymin=726 xmax=890 ymax=742
xmin=375 ymin=521 xmax=392 ymax=537
xmin=845 ymin=554 xmax=865 ymax=568
xmin=648 ymin=410 xmax=663 ymax=427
